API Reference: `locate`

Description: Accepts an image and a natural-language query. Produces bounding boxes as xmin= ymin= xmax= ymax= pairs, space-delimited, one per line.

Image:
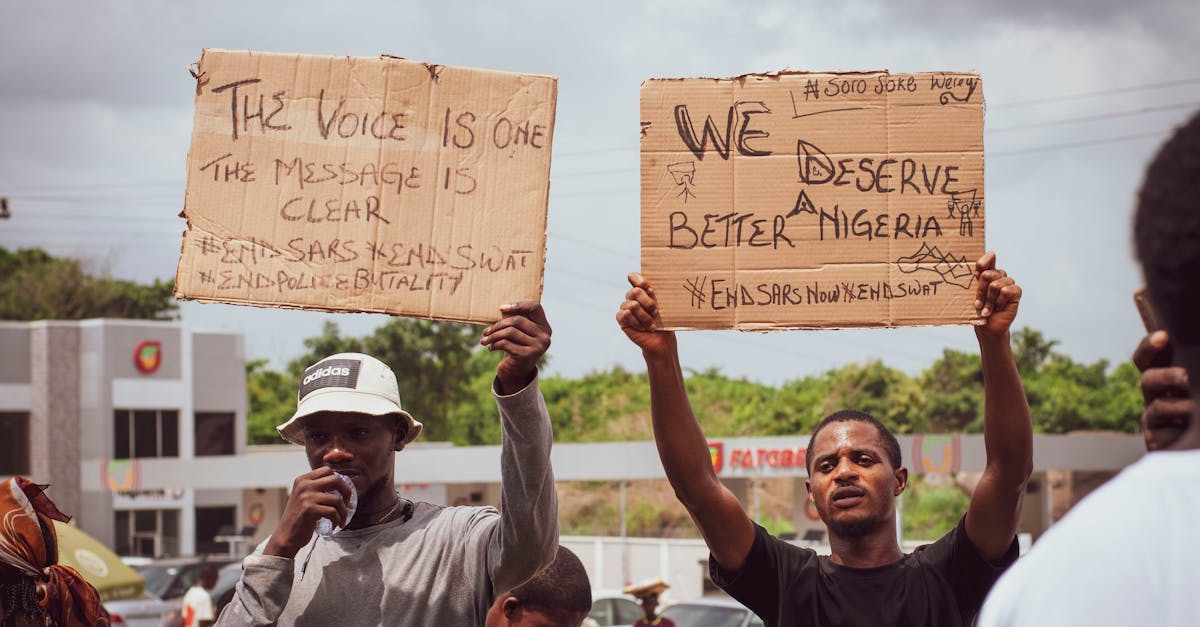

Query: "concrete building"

xmin=0 ymin=319 xmax=246 ymax=557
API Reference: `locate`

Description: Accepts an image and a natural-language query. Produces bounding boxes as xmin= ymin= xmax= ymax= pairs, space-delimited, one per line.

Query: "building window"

xmin=0 ymin=412 xmax=30 ymax=474
xmin=113 ymin=409 xmax=179 ymax=458
xmin=195 ymin=412 xmax=235 ymax=456
xmin=195 ymin=506 xmax=236 ymax=555
xmin=114 ymin=509 xmax=181 ymax=557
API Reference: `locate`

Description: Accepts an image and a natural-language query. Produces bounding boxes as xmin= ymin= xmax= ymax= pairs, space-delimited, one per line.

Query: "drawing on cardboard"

xmin=667 ymin=161 xmax=698 ymax=203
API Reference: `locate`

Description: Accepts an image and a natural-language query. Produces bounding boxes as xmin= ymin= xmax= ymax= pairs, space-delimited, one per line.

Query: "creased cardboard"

xmin=175 ymin=49 xmax=556 ymax=324
xmin=640 ymin=71 xmax=984 ymax=330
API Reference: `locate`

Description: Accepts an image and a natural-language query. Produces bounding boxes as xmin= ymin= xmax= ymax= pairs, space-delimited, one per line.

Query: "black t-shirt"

xmin=710 ymin=517 xmax=1017 ymax=627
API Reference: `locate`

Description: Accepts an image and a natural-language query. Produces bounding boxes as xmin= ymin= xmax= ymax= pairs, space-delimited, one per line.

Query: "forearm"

xmin=214 ymin=554 xmax=295 ymax=626
xmin=643 ymin=341 xmax=722 ymax=506
xmin=978 ymin=331 xmax=1033 ymax=482
xmin=490 ymin=374 xmax=559 ymax=593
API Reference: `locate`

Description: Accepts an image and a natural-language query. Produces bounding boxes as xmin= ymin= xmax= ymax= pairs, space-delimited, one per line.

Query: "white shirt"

xmin=979 ymin=449 xmax=1200 ymax=626
xmin=182 ymin=585 xmax=215 ymax=627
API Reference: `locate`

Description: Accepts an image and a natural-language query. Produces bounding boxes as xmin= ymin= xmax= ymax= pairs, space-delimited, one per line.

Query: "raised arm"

xmin=965 ymin=252 xmax=1034 ymax=562
xmin=617 ymin=273 xmax=756 ymax=572
xmin=480 ymin=302 xmax=559 ymax=594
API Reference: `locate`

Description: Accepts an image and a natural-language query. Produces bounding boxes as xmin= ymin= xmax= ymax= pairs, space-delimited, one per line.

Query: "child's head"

xmin=486 ymin=546 xmax=592 ymax=627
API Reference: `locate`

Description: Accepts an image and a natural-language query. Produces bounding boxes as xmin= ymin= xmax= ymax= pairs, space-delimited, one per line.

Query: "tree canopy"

xmin=246 ymin=322 xmax=1143 ymax=446
xmin=0 ymin=247 xmax=177 ymax=321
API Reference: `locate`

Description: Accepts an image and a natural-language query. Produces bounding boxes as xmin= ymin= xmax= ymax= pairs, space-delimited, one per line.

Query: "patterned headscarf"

xmin=0 ymin=477 xmax=111 ymax=626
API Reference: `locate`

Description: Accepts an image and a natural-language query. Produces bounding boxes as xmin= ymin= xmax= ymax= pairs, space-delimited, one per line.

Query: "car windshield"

xmin=138 ymin=566 xmax=177 ymax=599
xmin=660 ymin=604 xmax=747 ymax=627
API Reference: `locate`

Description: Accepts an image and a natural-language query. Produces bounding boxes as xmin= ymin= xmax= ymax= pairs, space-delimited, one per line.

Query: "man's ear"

xmin=894 ymin=466 xmax=909 ymax=496
xmin=393 ymin=422 xmax=408 ymax=452
xmin=502 ymin=596 xmax=523 ymax=620
xmin=805 ymin=479 xmax=814 ymax=504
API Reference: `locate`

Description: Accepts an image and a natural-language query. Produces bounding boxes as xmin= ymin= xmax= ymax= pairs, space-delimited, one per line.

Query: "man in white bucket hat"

xmin=217 ymin=303 xmax=559 ymax=626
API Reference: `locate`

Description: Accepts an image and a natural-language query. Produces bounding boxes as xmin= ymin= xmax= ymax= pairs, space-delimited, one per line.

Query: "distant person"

xmin=485 ymin=546 xmax=592 ymax=627
xmin=182 ymin=566 xmax=218 ymax=627
xmin=0 ymin=476 xmax=112 ymax=626
xmin=625 ymin=579 xmax=674 ymax=627
xmin=617 ymin=252 xmax=1032 ymax=626
xmin=632 ymin=592 xmax=673 ymax=627
xmin=217 ymin=303 xmax=559 ymax=625
xmin=978 ymin=111 xmax=1200 ymax=626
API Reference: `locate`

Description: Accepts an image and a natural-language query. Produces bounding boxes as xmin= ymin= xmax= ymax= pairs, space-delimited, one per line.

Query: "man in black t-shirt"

xmin=616 ymin=252 xmax=1032 ymax=627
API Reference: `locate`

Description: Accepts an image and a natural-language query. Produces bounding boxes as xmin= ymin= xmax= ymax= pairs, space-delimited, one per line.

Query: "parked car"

xmin=587 ymin=589 xmax=643 ymax=627
xmin=163 ymin=562 xmax=245 ymax=627
xmin=659 ymin=597 xmax=764 ymax=627
xmin=136 ymin=556 xmax=239 ymax=602
xmin=103 ymin=591 xmax=176 ymax=627
xmin=131 ymin=556 xmax=238 ymax=626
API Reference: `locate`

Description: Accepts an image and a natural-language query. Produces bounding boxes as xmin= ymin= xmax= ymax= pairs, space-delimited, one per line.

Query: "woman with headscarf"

xmin=0 ymin=477 xmax=111 ymax=627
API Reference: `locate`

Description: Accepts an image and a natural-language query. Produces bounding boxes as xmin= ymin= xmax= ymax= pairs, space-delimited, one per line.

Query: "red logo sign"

xmin=133 ymin=341 xmax=162 ymax=375
xmin=247 ymin=502 xmax=265 ymax=526
xmin=708 ymin=442 xmax=724 ymax=473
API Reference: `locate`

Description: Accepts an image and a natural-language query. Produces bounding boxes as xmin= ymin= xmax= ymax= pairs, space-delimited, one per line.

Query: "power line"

xmin=988 ymin=78 xmax=1200 ymax=110
xmin=550 ymin=233 xmax=638 ymax=262
xmin=553 ymin=167 xmax=638 ymax=179
xmin=990 ymin=101 xmax=1200 ymax=133
xmin=555 ymin=146 xmax=637 ymax=158
xmin=989 ymin=130 xmax=1167 ymax=158
xmin=0 ymin=180 xmax=183 ymax=193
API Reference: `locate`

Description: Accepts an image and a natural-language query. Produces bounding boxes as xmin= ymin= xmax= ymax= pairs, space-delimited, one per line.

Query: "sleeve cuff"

xmin=242 ymin=552 xmax=295 ymax=573
xmin=492 ymin=369 xmax=540 ymax=400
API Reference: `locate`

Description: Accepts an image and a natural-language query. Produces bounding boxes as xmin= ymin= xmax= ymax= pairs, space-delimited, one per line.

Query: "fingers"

xmin=292 ymin=470 xmax=352 ymax=527
xmin=1141 ymin=365 xmax=1190 ymax=402
xmin=976 ymin=271 xmax=1014 ymax=317
xmin=975 ymin=251 xmax=996 ymax=275
xmin=499 ymin=300 xmax=549 ymax=329
xmin=622 ymin=272 xmax=659 ymax=325
xmin=1142 ymin=398 xmax=1193 ymax=451
xmin=483 ymin=314 xmax=550 ymax=350
xmin=482 ymin=323 xmax=542 ymax=354
xmin=1132 ymin=331 xmax=1171 ymax=371
xmin=618 ymin=299 xmax=656 ymax=331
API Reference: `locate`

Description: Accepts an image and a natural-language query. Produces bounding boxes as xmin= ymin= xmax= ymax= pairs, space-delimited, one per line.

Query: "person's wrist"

xmin=496 ymin=367 xmax=535 ymax=395
xmin=641 ymin=334 xmax=679 ymax=361
xmin=263 ymin=535 xmax=301 ymax=558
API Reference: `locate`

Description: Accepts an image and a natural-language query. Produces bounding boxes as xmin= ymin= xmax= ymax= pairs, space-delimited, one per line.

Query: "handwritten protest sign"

xmin=640 ymin=71 xmax=984 ymax=330
xmin=175 ymin=49 xmax=556 ymax=324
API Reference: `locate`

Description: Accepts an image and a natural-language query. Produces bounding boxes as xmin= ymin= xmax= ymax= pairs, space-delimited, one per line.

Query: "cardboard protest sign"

xmin=640 ymin=71 xmax=984 ymax=330
xmin=175 ymin=49 xmax=556 ymax=324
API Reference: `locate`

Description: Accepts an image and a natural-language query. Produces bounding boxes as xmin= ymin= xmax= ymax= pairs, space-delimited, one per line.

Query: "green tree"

xmin=245 ymin=359 xmax=297 ymax=445
xmin=0 ymin=247 xmax=177 ymax=320
xmin=902 ymin=477 xmax=970 ymax=540
xmin=823 ymin=360 xmax=926 ymax=433
xmin=920 ymin=349 xmax=984 ymax=433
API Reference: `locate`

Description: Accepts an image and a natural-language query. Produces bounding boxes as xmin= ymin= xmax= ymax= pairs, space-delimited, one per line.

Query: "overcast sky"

xmin=2 ymin=0 xmax=1197 ymax=383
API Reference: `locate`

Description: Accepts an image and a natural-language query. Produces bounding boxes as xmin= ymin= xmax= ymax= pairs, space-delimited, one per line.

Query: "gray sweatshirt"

xmin=215 ymin=376 xmax=558 ymax=626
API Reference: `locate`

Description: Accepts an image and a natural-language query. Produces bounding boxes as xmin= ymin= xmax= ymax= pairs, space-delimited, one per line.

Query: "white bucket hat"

xmin=276 ymin=352 xmax=423 ymax=449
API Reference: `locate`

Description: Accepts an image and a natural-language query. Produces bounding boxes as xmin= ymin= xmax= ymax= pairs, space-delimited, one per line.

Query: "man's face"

xmin=805 ymin=421 xmax=906 ymax=538
xmin=641 ymin=594 xmax=658 ymax=619
xmin=302 ymin=412 xmax=402 ymax=500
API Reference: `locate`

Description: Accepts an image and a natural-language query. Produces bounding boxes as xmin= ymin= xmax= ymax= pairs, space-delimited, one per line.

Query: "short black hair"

xmin=1135 ymin=110 xmax=1200 ymax=345
xmin=509 ymin=546 xmax=592 ymax=619
xmin=806 ymin=410 xmax=902 ymax=474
